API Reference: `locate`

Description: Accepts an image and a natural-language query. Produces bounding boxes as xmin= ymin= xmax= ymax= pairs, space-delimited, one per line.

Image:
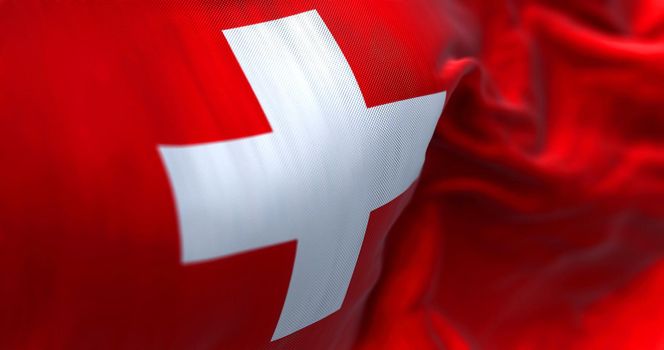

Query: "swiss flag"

xmin=1 ymin=1 xmax=664 ymax=350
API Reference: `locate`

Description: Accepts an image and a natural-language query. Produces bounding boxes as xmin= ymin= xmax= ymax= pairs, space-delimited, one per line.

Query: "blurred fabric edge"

xmin=358 ymin=1 xmax=664 ymax=349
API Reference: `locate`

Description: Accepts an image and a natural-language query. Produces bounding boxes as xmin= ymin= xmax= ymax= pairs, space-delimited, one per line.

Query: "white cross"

xmin=158 ymin=10 xmax=445 ymax=341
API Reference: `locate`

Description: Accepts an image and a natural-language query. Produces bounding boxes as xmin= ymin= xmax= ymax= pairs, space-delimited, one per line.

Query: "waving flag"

xmin=1 ymin=1 xmax=663 ymax=349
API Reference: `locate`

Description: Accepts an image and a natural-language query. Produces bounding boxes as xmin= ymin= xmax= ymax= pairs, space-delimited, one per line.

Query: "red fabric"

xmin=360 ymin=1 xmax=664 ymax=349
xmin=1 ymin=1 xmax=663 ymax=349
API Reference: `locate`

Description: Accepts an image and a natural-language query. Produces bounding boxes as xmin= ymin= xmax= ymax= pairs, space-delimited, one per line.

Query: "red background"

xmin=1 ymin=1 xmax=663 ymax=349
